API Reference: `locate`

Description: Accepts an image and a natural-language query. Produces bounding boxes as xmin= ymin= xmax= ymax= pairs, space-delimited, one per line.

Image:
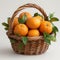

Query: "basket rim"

xmin=7 ymin=32 xmax=44 ymax=41
xmin=7 ymin=31 xmax=54 ymax=41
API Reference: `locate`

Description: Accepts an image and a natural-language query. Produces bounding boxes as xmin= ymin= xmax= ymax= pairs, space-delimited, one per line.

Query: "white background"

xmin=0 ymin=0 xmax=60 ymax=60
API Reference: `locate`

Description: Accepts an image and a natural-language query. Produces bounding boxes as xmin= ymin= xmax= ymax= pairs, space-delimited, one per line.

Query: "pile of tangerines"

xmin=13 ymin=12 xmax=52 ymax=37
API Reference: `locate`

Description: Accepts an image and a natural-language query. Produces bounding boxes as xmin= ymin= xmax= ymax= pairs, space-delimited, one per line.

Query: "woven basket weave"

xmin=7 ymin=3 xmax=49 ymax=55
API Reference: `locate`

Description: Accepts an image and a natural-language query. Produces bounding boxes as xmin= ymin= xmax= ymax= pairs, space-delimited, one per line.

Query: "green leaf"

xmin=4 ymin=27 xmax=9 ymax=30
xmin=43 ymin=32 xmax=56 ymax=44
xmin=34 ymin=13 xmax=43 ymax=18
xmin=47 ymin=35 xmax=56 ymax=42
xmin=50 ymin=17 xmax=59 ymax=22
xmin=21 ymin=37 xmax=28 ymax=45
xmin=49 ymin=13 xmax=54 ymax=19
xmin=18 ymin=43 xmax=24 ymax=49
xmin=10 ymin=38 xmax=16 ymax=44
xmin=2 ymin=22 xmax=9 ymax=27
xmin=53 ymin=26 xmax=58 ymax=32
xmin=43 ymin=33 xmax=51 ymax=45
xmin=18 ymin=37 xmax=28 ymax=49
xmin=2 ymin=17 xmax=10 ymax=31
xmin=34 ymin=13 xmax=40 ymax=16
xmin=18 ymin=14 xmax=27 ymax=24
xmin=52 ymin=26 xmax=59 ymax=36
xmin=43 ymin=32 xmax=51 ymax=44
xmin=45 ymin=38 xmax=51 ymax=44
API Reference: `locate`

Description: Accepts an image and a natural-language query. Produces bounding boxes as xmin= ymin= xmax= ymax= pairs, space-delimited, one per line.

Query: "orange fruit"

xmin=26 ymin=16 xmax=41 ymax=29
xmin=39 ymin=21 xmax=52 ymax=34
xmin=19 ymin=12 xmax=32 ymax=19
xmin=35 ymin=16 xmax=44 ymax=22
xmin=12 ymin=17 xmax=19 ymax=28
xmin=14 ymin=24 xmax=28 ymax=36
xmin=28 ymin=29 xmax=40 ymax=37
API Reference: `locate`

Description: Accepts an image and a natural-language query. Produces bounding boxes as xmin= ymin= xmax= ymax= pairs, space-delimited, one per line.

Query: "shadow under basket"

xmin=7 ymin=3 xmax=49 ymax=55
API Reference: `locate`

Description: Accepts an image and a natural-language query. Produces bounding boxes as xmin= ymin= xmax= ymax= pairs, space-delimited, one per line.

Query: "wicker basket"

xmin=7 ymin=3 xmax=49 ymax=55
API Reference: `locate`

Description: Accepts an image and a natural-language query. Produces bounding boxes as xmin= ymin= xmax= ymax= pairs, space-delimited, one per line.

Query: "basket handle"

xmin=8 ymin=3 xmax=48 ymax=34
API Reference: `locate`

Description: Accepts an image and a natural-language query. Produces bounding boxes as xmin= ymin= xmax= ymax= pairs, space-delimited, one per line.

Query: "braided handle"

xmin=8 ymin=3 xmax=48 ymax=34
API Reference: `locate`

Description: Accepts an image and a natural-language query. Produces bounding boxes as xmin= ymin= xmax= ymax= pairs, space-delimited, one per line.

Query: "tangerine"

xmin=28 ymin=29 xmax=40 ymax=37
xmin=14 ymin=24 xmax=28 ymax=36
xmin=19 ymin=12 xmax=32 ymax=19
xmin=26 ymin=16 xmax=41 ymax=29
xmin=39 ymin=21 xmax=52 ymax=34
xmin=35 ymin=16 xmax=44 ymax=22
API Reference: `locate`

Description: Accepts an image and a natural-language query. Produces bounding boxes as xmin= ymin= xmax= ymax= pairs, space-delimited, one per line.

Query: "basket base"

xmin=13 ymin=50 xmax=48 ymax=55
xmin=11 ymin=41 xmax=49 ymax=55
